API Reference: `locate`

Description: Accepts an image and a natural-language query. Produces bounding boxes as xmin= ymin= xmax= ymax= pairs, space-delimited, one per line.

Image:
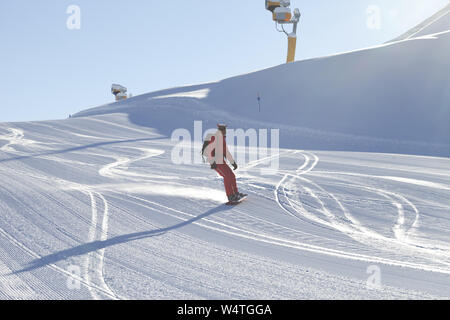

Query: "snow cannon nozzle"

xmin=266 ymin=0 xmax=290 ymax=12
xmin=111 ymin=84 xmax=128 ymax=101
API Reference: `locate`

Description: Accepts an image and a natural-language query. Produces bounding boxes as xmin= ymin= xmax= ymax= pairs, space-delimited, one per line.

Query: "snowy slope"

xmin=76 ymin=8 xmax=450 ymax=157
xmin=1 ymin=117 xmax=450 ymax=299
xmin=1 ymin=9 xmax=450 ymax=300
xmin=390 ymin=4 xmax=450 ymax=42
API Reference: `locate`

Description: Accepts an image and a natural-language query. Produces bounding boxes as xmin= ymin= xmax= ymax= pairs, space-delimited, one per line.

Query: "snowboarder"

xmin=202 ymin=124 xmax=247 ymax=204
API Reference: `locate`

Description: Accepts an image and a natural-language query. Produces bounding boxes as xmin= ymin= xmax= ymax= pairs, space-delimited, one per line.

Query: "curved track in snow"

xmin=0 ymin=115 xmax=449 ymax=299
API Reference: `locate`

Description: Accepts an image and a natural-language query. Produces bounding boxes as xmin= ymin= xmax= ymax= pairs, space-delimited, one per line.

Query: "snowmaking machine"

xmin=111 ymin=84 xmax=128 ymax=101
xmin=265 ymin=0 xmax=301 ymax=63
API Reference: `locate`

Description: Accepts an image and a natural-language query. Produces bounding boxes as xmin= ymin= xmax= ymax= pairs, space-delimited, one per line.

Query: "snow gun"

xmin=111 ymin=84 xmax=128 ymax=102
xmin=265 ymin=0 xmax=301 ymax=63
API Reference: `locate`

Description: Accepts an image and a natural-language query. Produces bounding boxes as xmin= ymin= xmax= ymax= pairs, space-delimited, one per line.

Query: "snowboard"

xmin=226 ymin=195 xmax=248 ymax=206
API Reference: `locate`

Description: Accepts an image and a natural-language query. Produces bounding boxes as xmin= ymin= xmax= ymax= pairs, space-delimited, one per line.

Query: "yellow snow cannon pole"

xmin=286 ymin=35 xmax=297 ymax=63
xmin=266 ymin=1 xmax=301 ymax=64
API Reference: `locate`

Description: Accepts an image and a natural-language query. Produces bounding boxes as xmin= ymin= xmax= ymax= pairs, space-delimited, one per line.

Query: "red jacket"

xmin=203 ymin=131 xmax=235 ymax=165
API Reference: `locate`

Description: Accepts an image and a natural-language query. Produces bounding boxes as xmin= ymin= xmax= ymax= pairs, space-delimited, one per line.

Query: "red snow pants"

xmin=215 ymin=164 xmax=238 ymax=197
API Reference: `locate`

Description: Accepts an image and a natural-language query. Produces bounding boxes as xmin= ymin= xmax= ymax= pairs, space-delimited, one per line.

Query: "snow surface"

xmin=390 ymin=4 xmax=450 ymax=42
xmin=0 ymin=9 xmax=449 ymax=300
xmin=76 ymin=30 xmax=450 ymax=157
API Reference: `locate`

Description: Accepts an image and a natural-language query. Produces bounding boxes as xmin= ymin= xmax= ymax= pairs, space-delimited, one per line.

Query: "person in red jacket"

xmin=203 ymin=124 xmax=246 ymax=203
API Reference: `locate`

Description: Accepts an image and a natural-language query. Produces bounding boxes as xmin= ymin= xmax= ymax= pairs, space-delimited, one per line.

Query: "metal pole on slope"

xmin=257 ymin=92 xmax=262 ymax=113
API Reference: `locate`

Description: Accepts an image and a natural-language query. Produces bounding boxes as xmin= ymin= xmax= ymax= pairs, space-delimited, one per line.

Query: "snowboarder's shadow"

xmin=13 ymin=204 xmax=233 ymax=275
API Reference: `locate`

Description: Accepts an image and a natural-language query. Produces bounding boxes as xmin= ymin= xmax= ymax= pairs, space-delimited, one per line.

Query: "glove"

xmin=232 ymin=162 xmax=238 ymax=171
xmin=211 ymin=162 xmax=217 ymax=170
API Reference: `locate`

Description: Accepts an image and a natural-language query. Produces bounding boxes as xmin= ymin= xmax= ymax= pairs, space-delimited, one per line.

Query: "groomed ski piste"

xmin=0 ymin=6 xmax=449 ymax=299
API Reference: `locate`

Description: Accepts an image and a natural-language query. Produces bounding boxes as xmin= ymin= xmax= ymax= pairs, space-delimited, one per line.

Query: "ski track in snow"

xmin=1 ymin=119 xmax=450 ymax=299
xmin=276 ymin=152 xmax=450 ymax=268
xmin=308 ymin=171 xmax=450 ymax=254
xmin=84 ymin=191 xmax=117 ymax=300
xmin=255 ymin=151 xmax=450 ymax=273
xmin=3 ymin=10 xmax=450 ymax=297
xmin=98 ymin=146 xmax=450 ymax=276
xmin=122 ymin=192 xmax=450 ymax=276
xmin=0 ymin=256 xmax=37 ymax=299
xmin=0 ymin=126 xmax=121 ymax=299
xmin=0 ymin=128 xmax=38 ymax=153
xmin=0 ymin=221 xmax=117 ymax=299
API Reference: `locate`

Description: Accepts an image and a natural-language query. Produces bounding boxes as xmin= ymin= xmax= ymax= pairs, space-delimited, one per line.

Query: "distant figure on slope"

xmin=202 ymin=124 xmax=247 ymax=204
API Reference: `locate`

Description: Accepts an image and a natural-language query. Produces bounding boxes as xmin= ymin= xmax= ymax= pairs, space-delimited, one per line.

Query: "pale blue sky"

xmin=1 ymin=0 xmax=448 ymax=122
